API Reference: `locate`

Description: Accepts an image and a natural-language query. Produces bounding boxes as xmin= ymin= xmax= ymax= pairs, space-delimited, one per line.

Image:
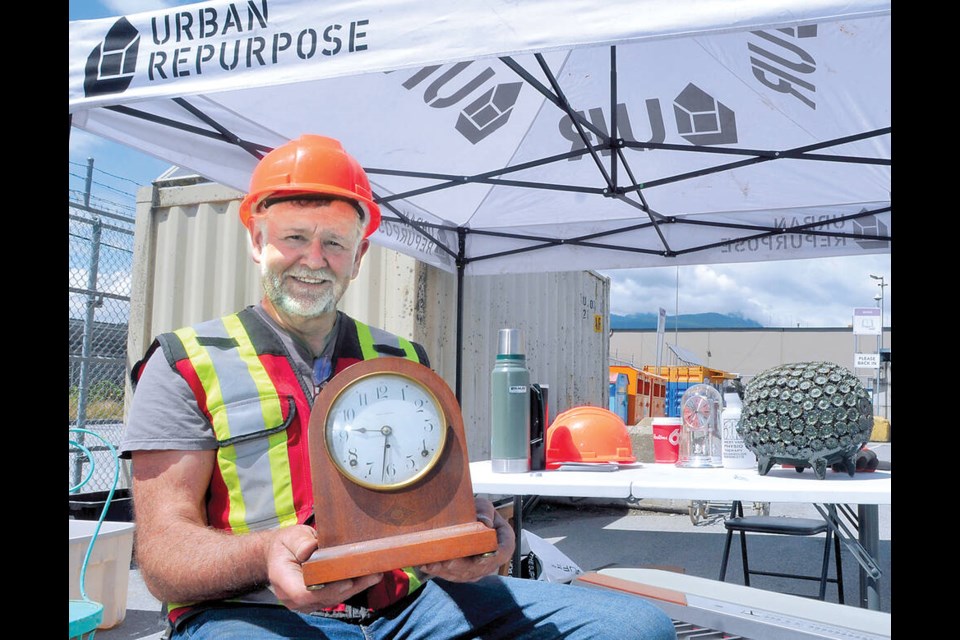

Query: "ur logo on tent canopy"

xmin=396 ymin=62 xmax=523 ymax=145
xmin=673 ymin=84 xmax=737 ymax=146
xmin=560 ymin=83 xmax=737 ymax=158
xmin=84 ymin=18 xmax=140 ymax=98
xmin=853 ymin=215 xmax=889 ymax=249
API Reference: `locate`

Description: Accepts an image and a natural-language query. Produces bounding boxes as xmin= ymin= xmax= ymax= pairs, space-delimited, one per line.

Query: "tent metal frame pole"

xmin=172 ymin=98 xmax=267 ymax=159
xmin=609 ymin=46 xmax=618 ymax=189
xmin=455 ymin=228 xmax=467 ymax=403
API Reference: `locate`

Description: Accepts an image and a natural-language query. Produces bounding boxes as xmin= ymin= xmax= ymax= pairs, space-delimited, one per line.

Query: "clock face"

xmin=682 ymin=395 xmax=713 ymax=431
xmin=681 ymin=385 xmax=722 ymax=432
xmin=324 ymin=371 xmax=448 ymax=490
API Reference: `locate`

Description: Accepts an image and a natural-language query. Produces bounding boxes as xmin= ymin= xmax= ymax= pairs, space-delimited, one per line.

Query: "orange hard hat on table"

xmin=238 ymin=135 xmax=381 ymax=237
xmin=545 ymin=406 xmax=636 ymax=469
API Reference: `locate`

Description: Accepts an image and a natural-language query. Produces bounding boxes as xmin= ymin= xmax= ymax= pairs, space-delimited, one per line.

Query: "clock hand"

xmin=381 ymin=437 xmax=391 ymax=482
xmin=353 ymin=423 xmax=393 ymax=436
xmin=350 ymin=426 xmax=385 ymax=437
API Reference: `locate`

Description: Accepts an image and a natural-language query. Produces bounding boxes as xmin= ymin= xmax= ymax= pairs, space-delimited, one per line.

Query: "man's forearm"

xmin=137 ymin=518 xmax=273 ymax=603
xmin=131 ymin=448 xmax=275 ymax=604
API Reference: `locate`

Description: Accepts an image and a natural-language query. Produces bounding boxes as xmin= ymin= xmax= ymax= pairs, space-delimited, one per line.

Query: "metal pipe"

xmin=869 ymin=274 xmax=887 ymax=419
xmin=74 ymin=158 xmax=102 ymax=488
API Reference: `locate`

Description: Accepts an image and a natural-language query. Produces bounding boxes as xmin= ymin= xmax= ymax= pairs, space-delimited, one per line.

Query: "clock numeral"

xmin=347 ymin=448 xmax=359 ymax=467
xmin=339 ymin=408 xmax=356 ymax=423
xmin=376 ymin=383 xmax=389 ymax=399
xmin=384 ymin=463 xmax=397 ymax=478
xmin=356 ymin=392 xmax=368 ymax=406
xmin=405 ymin=455 xmax=417 ymax=469
xmin=423 ymin=421 xmax=435 ymax=432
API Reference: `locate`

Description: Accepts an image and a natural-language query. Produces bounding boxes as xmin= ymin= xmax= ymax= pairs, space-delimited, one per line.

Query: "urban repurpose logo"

xmin=84 ymin=1 xmax=370 ymax=98
xmin=84 ymin=17 xmax=140 ymax=97
xmin=720 ymin=211 xmax=890 ymax=255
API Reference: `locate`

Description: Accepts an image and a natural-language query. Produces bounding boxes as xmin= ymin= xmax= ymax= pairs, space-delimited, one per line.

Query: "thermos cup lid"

xmin=497 ymin=328 xmax=524 ymax=355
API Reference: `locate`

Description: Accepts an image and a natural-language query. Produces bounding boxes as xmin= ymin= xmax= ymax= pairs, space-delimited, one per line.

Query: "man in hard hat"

xmin=121 ymin=135 xmax=677 ymax=640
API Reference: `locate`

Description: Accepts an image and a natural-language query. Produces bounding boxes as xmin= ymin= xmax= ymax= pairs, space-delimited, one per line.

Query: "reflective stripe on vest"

xmin=355 ymin=321 xmax=419 ymax=361
xmin=173 ymin=314 xmax=298 ymax=534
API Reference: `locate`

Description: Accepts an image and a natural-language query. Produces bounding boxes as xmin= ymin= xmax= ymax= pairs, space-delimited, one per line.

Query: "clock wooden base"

xmin=302 ymin=521 xmax=498 ymax=587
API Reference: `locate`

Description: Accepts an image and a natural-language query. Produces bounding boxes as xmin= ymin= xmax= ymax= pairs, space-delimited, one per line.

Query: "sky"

xmin=69 ymin=0 xmax=891 ymax=329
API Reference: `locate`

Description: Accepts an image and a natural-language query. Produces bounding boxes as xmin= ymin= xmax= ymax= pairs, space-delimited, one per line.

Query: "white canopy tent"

xmin=69 ymin=0 xmax=891 ymax=392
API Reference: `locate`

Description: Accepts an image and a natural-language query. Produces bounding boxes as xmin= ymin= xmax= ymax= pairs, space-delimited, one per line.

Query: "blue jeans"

xmin=172 ymin=576 xmax=677 ymax=639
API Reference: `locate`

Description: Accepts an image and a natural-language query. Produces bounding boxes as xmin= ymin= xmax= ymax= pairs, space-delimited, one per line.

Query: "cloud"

xmin=69 ymin=129 xmax=109 ymax=159
xmin=601 ymin=254 xmax=890 ymax=328
xmin=100 ymin=0 xmax=178 ymax=15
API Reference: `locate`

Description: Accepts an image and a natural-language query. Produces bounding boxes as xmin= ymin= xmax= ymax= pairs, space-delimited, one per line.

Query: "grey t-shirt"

xmin=121 ymin=305 xmax=337 ymax=456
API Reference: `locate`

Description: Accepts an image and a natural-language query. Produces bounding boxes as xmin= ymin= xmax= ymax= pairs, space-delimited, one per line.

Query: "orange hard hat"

xmin=545 ymin=406 xmax=636 ymax=469
xmin=238 ymin=135 xmax=381 ymax=237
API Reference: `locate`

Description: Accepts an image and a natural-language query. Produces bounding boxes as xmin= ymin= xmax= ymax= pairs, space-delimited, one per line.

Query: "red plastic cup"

xmin=651 ymin=417 xmax=681 ymax=463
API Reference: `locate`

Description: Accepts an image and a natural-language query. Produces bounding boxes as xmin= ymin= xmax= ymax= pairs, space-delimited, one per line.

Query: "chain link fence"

xmin=69 ymin=159 xmax=139 ymax=503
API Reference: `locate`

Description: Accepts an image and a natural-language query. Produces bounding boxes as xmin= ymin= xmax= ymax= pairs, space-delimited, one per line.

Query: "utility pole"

xmin=74 ymin=158 xmax=100 ymax=487
xmin=869 ymin=274 xmax=887 ymax=419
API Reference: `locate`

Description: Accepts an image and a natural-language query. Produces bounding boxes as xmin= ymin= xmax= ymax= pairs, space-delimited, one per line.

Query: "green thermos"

xmin=491 ymin=328 xmax=531 ymax=473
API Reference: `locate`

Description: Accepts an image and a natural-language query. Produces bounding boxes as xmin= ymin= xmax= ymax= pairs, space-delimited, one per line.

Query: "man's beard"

xmin=261 ymin=265 xmax=343 ymax=318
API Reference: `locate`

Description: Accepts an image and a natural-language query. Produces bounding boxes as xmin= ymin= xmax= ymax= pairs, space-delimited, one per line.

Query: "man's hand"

xmin=267 ymin=524 xmax=385 ymax=612
xmin=417 ymin=497 xmax=515 ymax=582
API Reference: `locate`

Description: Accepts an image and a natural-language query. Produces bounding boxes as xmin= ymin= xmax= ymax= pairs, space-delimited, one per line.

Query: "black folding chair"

xmin=718 ymin=500 xmax=844 ymax=603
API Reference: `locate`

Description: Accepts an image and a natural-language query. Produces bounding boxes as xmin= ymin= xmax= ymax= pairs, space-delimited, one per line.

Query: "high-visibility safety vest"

xmin=134 ymin=306 xmax=430 ymax=622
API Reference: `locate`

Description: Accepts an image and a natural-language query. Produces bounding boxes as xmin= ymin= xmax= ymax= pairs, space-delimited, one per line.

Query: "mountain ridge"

xmin=611 ymin=312 xmax=763 ymax=330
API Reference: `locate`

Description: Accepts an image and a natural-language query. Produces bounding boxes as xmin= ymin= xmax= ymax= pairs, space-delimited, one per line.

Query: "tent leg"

xmin=455 ymin=228 xmax=466 ymax=403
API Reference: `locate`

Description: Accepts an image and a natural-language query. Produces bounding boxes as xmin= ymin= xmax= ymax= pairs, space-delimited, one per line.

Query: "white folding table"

xmin=469 ymin=460 xmax=891 ymax=611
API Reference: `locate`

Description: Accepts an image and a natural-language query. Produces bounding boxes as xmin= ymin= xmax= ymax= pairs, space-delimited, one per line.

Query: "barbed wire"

xmin=68 ymin=160 xmax=145 ymax=190
xmin=68 ymin=190 xmax=136 ymax=218
xmin=68 ymin=169 xmax=138 ymax=199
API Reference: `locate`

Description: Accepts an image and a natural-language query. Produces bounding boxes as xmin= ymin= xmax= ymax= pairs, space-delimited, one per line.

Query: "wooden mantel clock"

xmin=302 ymin=357 xmax=498 ymax=588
